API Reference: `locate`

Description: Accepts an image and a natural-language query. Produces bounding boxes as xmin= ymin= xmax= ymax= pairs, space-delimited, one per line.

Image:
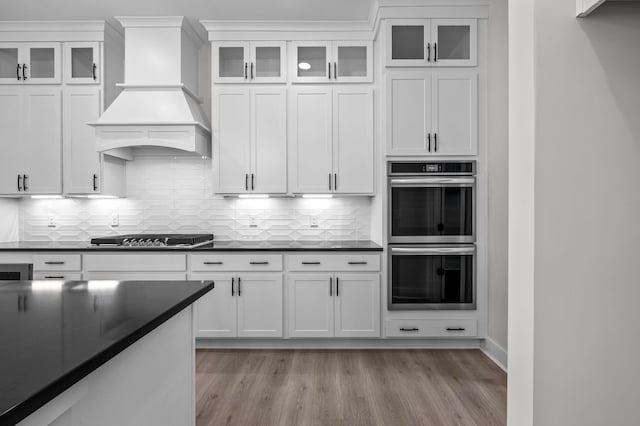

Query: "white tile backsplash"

xmin=19 ymin=155 xmax=372 ymax=242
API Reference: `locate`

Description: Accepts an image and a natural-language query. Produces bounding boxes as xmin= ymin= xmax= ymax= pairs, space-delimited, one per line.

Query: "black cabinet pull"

xmin=334 ymin=174 xmax=337 ymax=191
xmin=231 ymin=277 xmax=235 ymax=296
xmin=250 ymin=62 xmax=254 ymax=79
xmin=334 ymin=62 xmax=337 ymax=79
xmin=93 ymin=174 xmax=98 ymax=191
xmin=446 ymin=327 xmax=466 ymax=332
xmin=251 ymin=173 xmax=254 ymax=191
xmin=427 ymin=133 xmax=431 ymax=152
xmin=92 ymin=63 xmax=97 ymax=80
xmin=329 ymin=276 xmax=333 ymax=296
xmin=427 ymin=43 xmax=431 ymax=62
xmin=22 ymin=295 xmax=27 ymax=311
xmin=237 ymin=277 xmax=242 ymax=296
xmin=348 ymin=261 xmax=368 ymax=265
xmin=336 ymin=277 xmax=339 ymax=297
xmin=434 ymin=133 xmax=438 ymax=152
xmin=17 ymin=174 xmax=22 ymax=191
xmin=244 ymin=62 xmax=248 ymax=79
xmin=249 ymin=261 xmax=269 ymax=265
xmin=400 ymin=327 xmax=419 ymax=332
xmin=45 ymin=261 xmax=65 ymax=265
xmin=245 ymin=173 xmax=248 ymax=191
xmin=328 ymin=62 xmax=331 ymax=79
xmin=93 ymin=295 xmax=98 ymax=312
xmin=301 ymin=261 xmax=320 ymax=265
xmin=328 ymin=173 xmax=332 ymax=191
xmin=45 ymin=276 xmax=65 ymax=279
xmin=17 ymin=295 xmax=22 ymax=311
xmin=17 ymin=64 xmax=21 ymax=80
xmin=22 ymin=63 xmax=27 ymax=80
xmin=434 ymin=43 xmax=437 ymax=62
xmin=23 ymin=175 xmax=28 ymax=191
xmin=204 ymin=261 xmax=223 ymax=265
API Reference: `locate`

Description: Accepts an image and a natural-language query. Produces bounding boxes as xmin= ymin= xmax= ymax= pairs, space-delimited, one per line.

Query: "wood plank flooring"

xmin=196 ymin=349 xmax=506 ymax=426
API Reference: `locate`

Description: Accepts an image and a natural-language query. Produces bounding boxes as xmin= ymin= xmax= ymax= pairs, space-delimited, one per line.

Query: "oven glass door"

xmin=390 ymin=177 xmax=474 ymax=243
xmin=389 ymin=246 xmax=475 ymax=310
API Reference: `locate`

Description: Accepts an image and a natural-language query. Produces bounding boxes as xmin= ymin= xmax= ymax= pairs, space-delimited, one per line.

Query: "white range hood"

xmin=90 ymin=16 xmax=211 ymax=158
xmin=577 ymin=0 xmax=640 ymax=16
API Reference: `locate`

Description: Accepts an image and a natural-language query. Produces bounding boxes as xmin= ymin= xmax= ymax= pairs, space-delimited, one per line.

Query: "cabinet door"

xmin=214 ymin=87 xmax=251 ymax=193
xmin=212 ymin=42 xmax=250 ymax=83
xmin=64 ymin=42 xmax=101 ymax=84
xmin=332 ymin=41 xmax=373 ymax=83
xmin=333 ymin=87 xmax=373 ymax=194
xmin=63 ymin=88 xmax=102 ymax=194
xmin=290 ymin=42 xmax=331 ymax=83
xmin=387 ymin=71 xmax=431 ymax=155
xmin=250 ymin=42 xmax=286 ymax=83
xmin=431 ymin=72 xmax=478 ymax=156
xmin=23 ymin=43 xmax=61 ymax=84
xmin=236 ymin=273 xmax=283 ymax=337
xmin=431 ymin=19 xmax=477 ymax=67
xmin=289 ymin=88 xmax=333 ymax=193
xmin=0 ymin=44 xmax=22 ymax=84
xmin=22 ymin=88 xmax=62 ymax=194
xmin=190 ymin=273 xmax=238 ymax=338
xmin=0 ymin=88 xmax=23 ymax=194
xmin=288 ymin=274 xmax=334 ymax=338
xmin=251 ymin=88 xmax=287 ymax=193
xmin=386 ymin=20 xmax=430 ymax=67
xmin=334 ymin=274 xmax=380 ymax=338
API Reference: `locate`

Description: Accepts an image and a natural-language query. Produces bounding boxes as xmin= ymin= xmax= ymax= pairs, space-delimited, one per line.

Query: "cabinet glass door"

xmin=334 ymin=41 xmax=372 ymax=83
xmin=213 ymin=43 xmax=249 ymax=83
xmin=64 ymin=42 xmax=100 ymax=84
xmin=251 ymin=42 xmax=286 ymax=83
xmin=387 ymin=20 xmax=430 ymax=67
xmin=0 ymin=45 xmax=20 ymax=84
xmin=24 ymin=43 xmax=61 ymax=84
xmin=432 ymin=19 xmax=477 ymax=67
xmin=291 ymin=42 xmax=330 ymax=83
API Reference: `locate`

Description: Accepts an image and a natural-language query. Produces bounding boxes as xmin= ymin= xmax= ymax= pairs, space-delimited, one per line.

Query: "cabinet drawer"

xmin=33 ymin=272 xmax=82 ymax=280
xmin=191 ymin=254 xmax=283 ymax=272
xmin=84 ymin=254 xmax=186 ymax=272
xmin=83 ymin=272 xmax=187 ymax=281
xmin=385 ymin=319 xmax=477 ymax=338
xmin=287 ymin=254 xmax=380 ymax=271
xmin=34 ymin=254 xmax=81 ymax=271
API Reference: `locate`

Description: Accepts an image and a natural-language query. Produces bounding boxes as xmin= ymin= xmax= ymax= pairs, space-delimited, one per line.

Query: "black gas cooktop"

xmin=90 ymin=233 xmax=214 ymax=248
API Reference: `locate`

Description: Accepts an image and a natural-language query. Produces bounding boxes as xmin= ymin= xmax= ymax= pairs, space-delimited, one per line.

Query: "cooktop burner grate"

xmin=90 ymin=233 xmax=214 ymax=248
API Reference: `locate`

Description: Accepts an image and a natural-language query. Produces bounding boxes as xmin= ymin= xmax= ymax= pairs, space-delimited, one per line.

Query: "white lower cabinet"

xmin=190 ymin=272 xmax=283 ymax=338
xmin=287 ymin=273 xmax=380 ymax=338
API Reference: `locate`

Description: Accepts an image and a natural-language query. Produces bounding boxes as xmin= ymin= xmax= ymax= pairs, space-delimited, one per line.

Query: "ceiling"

xmin=0 ymin=0 xmax=375 ymax=22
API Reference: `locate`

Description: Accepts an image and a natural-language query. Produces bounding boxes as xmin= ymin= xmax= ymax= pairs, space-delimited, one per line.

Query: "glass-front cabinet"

xmin=64 ymin=42 xmax=100 ymax=84
xmin=213 ymin=41 xmax=287 ymax=83
xmin=291 ymin=41 xmax=373 ymax=83
xmin=386 ymin=19 xmax=477 ymax=67
xmin=0 ymin=42 xmax=61 ymax=84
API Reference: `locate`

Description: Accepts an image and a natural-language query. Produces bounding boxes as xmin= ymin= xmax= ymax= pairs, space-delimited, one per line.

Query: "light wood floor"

xmin=196 ymin=349 xmax=506 ymax=426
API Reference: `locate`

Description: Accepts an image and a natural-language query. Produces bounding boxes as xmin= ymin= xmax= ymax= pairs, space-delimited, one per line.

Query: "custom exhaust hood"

xmin=90 ymin=16 xmax=211 ymax=158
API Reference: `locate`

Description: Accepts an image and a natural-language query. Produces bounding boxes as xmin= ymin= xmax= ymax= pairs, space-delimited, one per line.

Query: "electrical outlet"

xmin=249 ymin=216 xmax=258 ymax=228
xmin=47 ymin=216 xmax=56 ymax=229
xmin=310 ymin=216 xmax=319 ymax=228
xmin=110 ymin=213 xmax=119 ymax=228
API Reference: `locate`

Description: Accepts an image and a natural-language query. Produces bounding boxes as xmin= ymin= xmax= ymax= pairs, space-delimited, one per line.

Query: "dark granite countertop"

xmin=0 ymin=240 xmax=383 ymax=252
xmin=0 ymin=280 xmax=214 ymax=425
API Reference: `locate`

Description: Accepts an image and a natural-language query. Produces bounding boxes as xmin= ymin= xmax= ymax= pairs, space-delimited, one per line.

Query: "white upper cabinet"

xmin=289 ymin=86 xmax=374 ymax=194
xmin=0 ymin=89 xmax=23 ymax=194
xmin=290 ymin=41 xmax=373 ymax=83
xmin=214 ymin=86 xmax=287 ymax=194
xmin=0 ymin=43 xmax=61 ymax=84
xmin=387 ymin=70 xmax=477 ymax=156
xmin=386 ymin=19 xmax=477 ymax=67
xmin=63 ymin=42 xmax=100 ymax=84
xmin=212 ymin=41 xmax=287 ymax=83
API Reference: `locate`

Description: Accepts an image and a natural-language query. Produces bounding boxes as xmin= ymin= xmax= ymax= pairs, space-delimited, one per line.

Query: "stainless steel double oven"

xmin=388 ymin=161 xmax=476 ymax=310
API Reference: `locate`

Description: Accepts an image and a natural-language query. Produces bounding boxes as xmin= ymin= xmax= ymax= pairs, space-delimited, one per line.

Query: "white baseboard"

xmin=480 ymin=337 xmax=508 ymax=372
xmin=197 ymin=338 xmax=483 ymax=350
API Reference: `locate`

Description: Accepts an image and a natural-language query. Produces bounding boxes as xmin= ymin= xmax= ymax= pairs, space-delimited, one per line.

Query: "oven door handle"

xmin=391 ymin=247 xmax=475 ymax=255
xmin=390 ymin=177 xmax=475 ymax=186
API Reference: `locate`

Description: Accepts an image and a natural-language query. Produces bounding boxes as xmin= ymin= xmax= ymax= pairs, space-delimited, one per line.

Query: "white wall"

xmin=0 ymin=200 xmax=19 ymax=242
xmin=509 ymin=1 xmax=640 ymax=424
xmin=487 ymin=0 xmax=509 ymax=360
